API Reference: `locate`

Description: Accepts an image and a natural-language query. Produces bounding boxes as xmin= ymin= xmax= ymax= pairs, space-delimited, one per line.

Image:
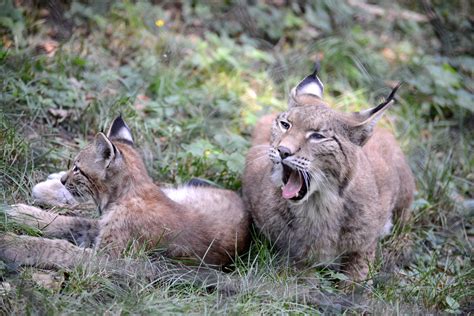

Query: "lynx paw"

xmin=0 ymin=233 xmax=22 ymax=266
xmin=32 ymin=172 xmax=78 ymax=207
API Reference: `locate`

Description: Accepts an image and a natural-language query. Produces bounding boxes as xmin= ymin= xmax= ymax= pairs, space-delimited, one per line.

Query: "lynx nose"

xmin=277 ymin=146 xmax=292 ymax=159
xmin=60 ymin=173 xmax=68 ymax=185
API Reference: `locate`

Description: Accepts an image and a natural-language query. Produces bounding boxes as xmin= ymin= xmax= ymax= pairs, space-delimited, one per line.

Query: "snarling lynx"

xmin=242 ymin=67 xmax=414 ymax=281
xmin=1 ymin=116 xmax=249 ymax=269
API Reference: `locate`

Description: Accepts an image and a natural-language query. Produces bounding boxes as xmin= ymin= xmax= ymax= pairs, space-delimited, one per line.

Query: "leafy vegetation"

xmin=0 ymin=0 xmax=472 ymax=314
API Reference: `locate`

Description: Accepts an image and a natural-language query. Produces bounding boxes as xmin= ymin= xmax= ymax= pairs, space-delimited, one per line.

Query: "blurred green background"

xmin=0 ymin=0 xmax=472 ymax=314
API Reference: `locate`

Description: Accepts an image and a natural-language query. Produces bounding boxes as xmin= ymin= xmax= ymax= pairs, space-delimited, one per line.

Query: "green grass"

xmin=0 ymin=1 xmax=472 ymax=314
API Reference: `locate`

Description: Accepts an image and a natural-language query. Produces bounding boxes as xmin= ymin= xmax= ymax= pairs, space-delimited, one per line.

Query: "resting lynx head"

xmin=269 ymin=66 xmax=400 ymax=203
xmin=61 ymin=116 xmax=152 ymax=211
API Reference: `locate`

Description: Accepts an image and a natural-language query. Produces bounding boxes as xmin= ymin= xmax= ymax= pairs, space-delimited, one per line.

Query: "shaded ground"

xmin=0 ymin=1 xmax=472 ymax=314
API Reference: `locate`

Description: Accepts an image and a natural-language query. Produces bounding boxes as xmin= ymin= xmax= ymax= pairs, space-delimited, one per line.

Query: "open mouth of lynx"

xmin=281 ymin=164 xmax=308 ymax=201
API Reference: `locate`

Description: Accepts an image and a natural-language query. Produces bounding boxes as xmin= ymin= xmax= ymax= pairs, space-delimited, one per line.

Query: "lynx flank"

xmin=242 ymin=67 xmax=414 ymax=281
xmin=1 ymin=116 xmax=249 ymax=268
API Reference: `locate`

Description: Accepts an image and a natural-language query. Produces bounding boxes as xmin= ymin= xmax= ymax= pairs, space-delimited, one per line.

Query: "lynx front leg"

xmin=95 ymin=225 xmax=133 ymax=258
xmin=341 ymin=245 xmax=377 ymax=282
xmin=0 ymin=233 xmax=93 ymax=269
xmin=6 ymin=204 xmax=99 ymax=247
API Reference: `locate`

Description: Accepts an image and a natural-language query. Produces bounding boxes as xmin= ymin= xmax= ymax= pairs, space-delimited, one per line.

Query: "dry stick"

xmin=347 ymin=0 xmax=428 ymax=23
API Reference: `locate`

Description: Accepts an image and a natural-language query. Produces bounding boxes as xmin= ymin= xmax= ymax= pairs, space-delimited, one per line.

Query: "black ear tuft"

xmin=386 ymin=81 xmax=402 ymax=102
xmin=366 ymin=82 xmax=402 ymax=117
xmin=349 ymin=82 xmax=402 ymax=146
xmin=294 ymin=60 xmax=324 ymax=99
xmin=107 ymin=115 xmax=133 ymax=144
xmin=312 ymin=60 xmax=321 ymax=78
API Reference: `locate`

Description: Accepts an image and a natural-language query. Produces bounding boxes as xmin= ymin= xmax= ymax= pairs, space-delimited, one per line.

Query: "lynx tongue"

xmin=282 ymin=170 xmax=303 ymax=199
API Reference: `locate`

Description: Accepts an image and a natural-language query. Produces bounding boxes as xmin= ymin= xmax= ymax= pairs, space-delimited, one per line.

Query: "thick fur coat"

xmin=242 ymin=70 xmax=414 ymax=280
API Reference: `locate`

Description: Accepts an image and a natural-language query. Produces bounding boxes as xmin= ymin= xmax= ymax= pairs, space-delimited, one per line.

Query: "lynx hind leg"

xmin=32 ymin=172 xmax=79 ymax=207
xmin=7 ymin=204 xmax=99 ymax=247
xmin=0 ymin=233 xmax=93 ymax=269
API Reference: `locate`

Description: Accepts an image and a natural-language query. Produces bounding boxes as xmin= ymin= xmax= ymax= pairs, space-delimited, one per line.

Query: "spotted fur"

xmin=242 ymin=77 xmax=414 ymax=281
xmin=1 ymin=117 xmax=250 ymax=269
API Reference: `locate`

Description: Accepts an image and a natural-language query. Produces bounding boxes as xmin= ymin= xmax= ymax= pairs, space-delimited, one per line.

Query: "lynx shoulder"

xmin=242 ymin=67 xmax=414 ymax=281
xmin=1 ymin=116 xmax=250 ymax=269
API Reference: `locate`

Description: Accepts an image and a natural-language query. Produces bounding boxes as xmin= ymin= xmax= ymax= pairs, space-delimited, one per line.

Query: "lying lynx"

xmin=1 ymin=116 xmax=249 ymax=268
xmin=242 ymin=67 xmax=414 ymax=281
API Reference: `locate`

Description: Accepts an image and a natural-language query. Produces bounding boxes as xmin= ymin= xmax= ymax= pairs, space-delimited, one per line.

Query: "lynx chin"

xmin=1 ymin=116 xmax=250 ymax=269
xmin=242 ymin=66 xmax=415 ymax=281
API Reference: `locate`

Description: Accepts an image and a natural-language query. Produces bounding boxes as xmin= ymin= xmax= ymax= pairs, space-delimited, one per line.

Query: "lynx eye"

xmin=73 ymin=165 xmax=80 ymax=173
xmin=308 ymin=132 xmax=325 ymax=140
xmin=279 ymin=120 xmax=291 ymax=131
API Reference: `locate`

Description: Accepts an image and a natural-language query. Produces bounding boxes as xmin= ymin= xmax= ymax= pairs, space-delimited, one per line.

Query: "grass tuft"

xmin=0 ymin=1 xmax=472 ymax=313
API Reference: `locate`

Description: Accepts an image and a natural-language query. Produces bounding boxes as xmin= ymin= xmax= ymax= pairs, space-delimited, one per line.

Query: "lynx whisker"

xmin=305 ymin=169 xmax=328 ymax=190
xmin=301 ymin=170 xmax=311 ymax=192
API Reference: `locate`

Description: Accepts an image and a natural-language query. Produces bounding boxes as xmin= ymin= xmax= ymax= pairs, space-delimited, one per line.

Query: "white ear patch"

xmin=294 ymin=63 xmax=324 ymax=99
xmin=107 ymin=115 xmax=133 ymax=143
xmin=113 ymin=126 xmax=133 ymax=143
xmin=296 ymin=77 xmax=324 ymax=99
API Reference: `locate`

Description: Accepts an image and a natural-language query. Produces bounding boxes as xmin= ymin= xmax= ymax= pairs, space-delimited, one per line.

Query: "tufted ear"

xmin=107 ymin=115 xmax=133 ymax=144
xmin=349 ymin=83 xmax=401 ymax=146
xmin=292 ymin=61 xmax=324 ymax=100
xmin=95 ymin=132 xmax=116 ymax=167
